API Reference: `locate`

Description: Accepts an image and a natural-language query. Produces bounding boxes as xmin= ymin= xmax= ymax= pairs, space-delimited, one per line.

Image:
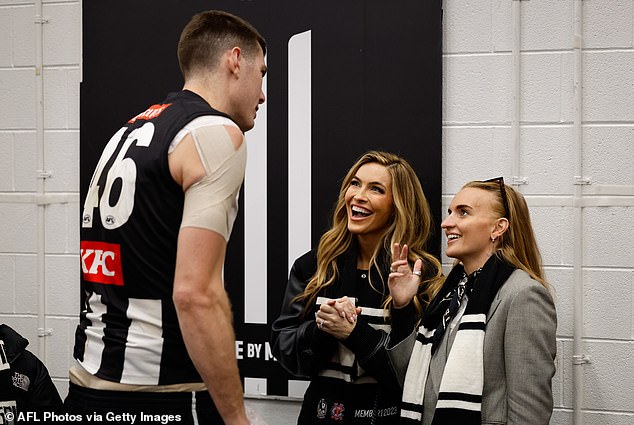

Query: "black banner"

xmin=81 ymin=0 xmax=442 ymax=397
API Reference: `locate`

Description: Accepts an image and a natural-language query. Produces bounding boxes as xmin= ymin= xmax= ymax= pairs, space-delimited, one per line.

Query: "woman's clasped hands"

xmin=315 ymin=296 xmax=362 ymax=340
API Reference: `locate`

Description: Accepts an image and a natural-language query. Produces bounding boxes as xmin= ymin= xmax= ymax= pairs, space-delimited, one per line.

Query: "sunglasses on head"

xmin=483 ymin=177 xmax=510 ymax=219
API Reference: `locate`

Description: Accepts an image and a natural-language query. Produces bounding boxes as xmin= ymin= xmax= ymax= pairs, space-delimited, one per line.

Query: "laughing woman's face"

xmin=345 ymin=163 xmax=394 ymax=243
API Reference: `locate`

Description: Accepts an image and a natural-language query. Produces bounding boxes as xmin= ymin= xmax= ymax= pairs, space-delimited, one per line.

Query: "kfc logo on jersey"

xmin=81 ymin=241 xmax=124 ymax=286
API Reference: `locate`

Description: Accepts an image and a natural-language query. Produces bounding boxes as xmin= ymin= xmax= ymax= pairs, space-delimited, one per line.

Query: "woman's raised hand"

xmin=388 ymin=243 xmax=422 ymax=309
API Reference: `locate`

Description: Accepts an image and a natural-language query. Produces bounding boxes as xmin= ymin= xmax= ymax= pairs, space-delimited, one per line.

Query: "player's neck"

xmin=183 ymin=77 xmax=229 ymax=114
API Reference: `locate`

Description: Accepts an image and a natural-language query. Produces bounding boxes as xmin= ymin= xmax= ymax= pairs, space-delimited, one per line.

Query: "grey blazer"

xmin=388 ymin=269 xmax=557 ymax=425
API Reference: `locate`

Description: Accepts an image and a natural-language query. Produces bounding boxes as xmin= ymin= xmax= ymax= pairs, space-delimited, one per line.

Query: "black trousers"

xmin=64 ymin=383 xmax=224 ymax=425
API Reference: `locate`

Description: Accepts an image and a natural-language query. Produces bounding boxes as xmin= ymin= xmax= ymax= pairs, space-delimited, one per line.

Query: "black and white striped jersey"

xmin=74 ymin=90 xmax=234 ymax=385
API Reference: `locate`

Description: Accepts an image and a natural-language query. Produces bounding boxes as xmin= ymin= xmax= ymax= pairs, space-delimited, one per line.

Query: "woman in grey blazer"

xmin=387 ymin=178 xmax=557 ymax=425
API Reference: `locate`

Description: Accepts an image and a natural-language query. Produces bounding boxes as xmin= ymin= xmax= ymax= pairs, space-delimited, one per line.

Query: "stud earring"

xmin=491 ymin=236 xmax=496 ymax=243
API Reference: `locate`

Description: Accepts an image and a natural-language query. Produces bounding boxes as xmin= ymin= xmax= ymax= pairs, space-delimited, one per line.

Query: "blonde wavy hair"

xmin=462 ymin=180 xmax=548 ymax=289
xmin=295 ymin=151 xmax=443 ymax=316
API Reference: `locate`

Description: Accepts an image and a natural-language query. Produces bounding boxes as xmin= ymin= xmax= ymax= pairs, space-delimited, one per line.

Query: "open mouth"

xmin=447 ymin=234 xmax=461 ymax=241
xmin=351 ymin=205 xmax=372 ymax=218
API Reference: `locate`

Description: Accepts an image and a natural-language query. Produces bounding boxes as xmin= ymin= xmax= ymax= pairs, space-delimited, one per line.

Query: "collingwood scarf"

xmin=400 ymin=255 xmax=514 ymax=424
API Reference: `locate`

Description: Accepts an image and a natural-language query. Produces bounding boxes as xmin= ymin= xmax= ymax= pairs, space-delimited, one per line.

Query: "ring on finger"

xmin=413 ymin=270 xmax=422 ymax=276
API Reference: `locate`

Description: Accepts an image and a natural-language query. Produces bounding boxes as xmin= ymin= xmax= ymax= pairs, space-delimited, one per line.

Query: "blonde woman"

xmin=271 ymin=151 xmax=443 ymax=424
xmin=388 ymin=178 xmax=557 ymax=425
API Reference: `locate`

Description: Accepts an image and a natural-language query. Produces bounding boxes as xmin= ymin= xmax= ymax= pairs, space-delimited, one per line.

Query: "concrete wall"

xmin=0 ymin=0 xmax=81 ymax=403
xmin=0 ymin=1 xmax=632 ymax=424
xmin=440 ymin=1 xmax=634 ymax=424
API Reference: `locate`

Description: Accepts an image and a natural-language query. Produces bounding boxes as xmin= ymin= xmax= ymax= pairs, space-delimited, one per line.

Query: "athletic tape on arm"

xmin=179 ymin=123 xmax=246 ymax=240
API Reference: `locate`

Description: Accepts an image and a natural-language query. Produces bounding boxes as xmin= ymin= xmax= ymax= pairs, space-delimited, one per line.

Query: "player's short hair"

xmin=178 ymin=10 xmax=266 ymax=78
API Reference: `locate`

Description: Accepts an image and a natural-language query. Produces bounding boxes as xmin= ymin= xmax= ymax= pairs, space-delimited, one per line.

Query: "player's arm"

xmin=169 ymin=124 xmax=248 ymax=425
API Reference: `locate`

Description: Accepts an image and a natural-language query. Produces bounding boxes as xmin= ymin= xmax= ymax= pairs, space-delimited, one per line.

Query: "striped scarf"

xmin=400 ymin=256 xmax=514 ymax=424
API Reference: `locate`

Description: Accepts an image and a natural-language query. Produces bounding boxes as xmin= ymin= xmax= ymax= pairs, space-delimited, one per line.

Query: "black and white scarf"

xmin=400 ymin=255 xmax=514 ymax=424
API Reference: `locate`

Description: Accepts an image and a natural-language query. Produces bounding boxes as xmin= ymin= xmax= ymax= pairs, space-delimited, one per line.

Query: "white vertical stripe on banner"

xmin=244 ymin=73 xmax=268 ymax=324
xmin=288 ymin=30 xmax=312 ymax=273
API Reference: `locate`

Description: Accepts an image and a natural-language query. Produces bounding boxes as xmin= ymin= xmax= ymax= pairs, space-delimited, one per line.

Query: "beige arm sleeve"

xmin=180 ymin=125 xmax=246 ymax=240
